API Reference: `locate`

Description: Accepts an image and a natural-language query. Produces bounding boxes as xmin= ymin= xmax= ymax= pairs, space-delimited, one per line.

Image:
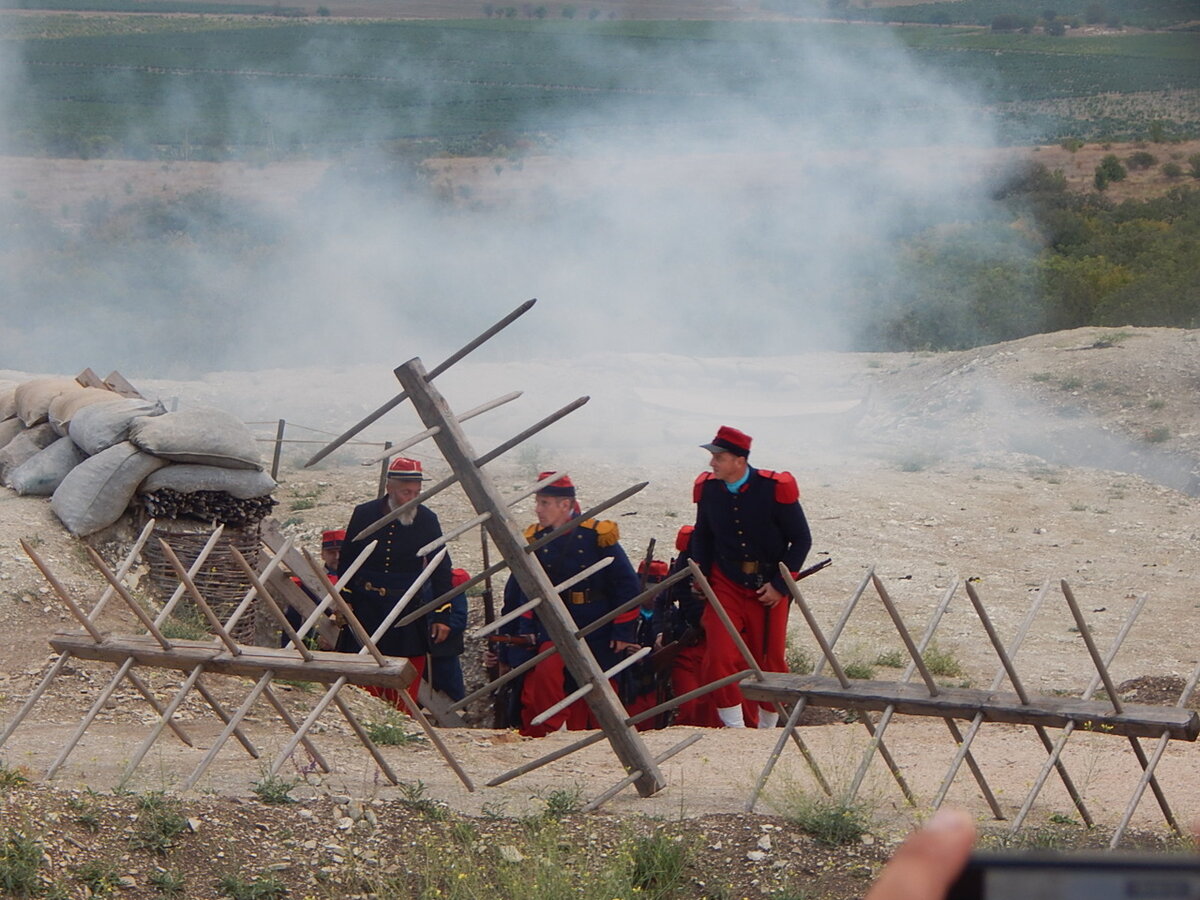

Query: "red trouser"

xmin=672 ymin=639 xmax=759 ymax=727
xmin=361 ymin=655 xmax=426 ymax=712
xmin=701 ymin=565 xmax=789 ymax=711
xmin=520 ymin=646 xmax=594 ymax=737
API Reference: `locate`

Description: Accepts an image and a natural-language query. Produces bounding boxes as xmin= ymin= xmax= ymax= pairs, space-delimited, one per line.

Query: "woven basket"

xmin=141 ymin=518 xmax=261 ymax=645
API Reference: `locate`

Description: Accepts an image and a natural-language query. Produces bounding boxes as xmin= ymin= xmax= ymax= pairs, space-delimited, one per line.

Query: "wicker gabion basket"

xmin=140 ymin=518 xmax=262 ymax=645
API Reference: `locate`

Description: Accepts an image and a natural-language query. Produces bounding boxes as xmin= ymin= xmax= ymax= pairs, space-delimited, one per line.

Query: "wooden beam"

xmin=259 ymin=519 xmax=341 ymax=648
xmin=102 ymin=370 xmax=143 ymax=398
xmin=395 ymin=357 xmax=665 ymax=797
xmin=739 ymin=674 xmax=1200 ymax=741
xmin=50 ymin=633 xmax=415 ymax=691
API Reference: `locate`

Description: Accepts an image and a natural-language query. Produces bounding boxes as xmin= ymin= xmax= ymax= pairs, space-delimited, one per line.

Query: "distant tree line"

xmin=859 ymin=174 xmax=1200 ymax=351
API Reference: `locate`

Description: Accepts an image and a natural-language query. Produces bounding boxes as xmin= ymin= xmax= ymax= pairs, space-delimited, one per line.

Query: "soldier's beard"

xmin=396 ymin=507 xmax=417 ymax=526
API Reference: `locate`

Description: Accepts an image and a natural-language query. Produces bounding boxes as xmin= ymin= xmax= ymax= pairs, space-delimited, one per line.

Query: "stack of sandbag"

xmin=52 ymin=404 xmax=275 ymax=536
xmin=2 ymin=374 xmax=277 ymax=538
xmin=130 ymin=407 xmax=277 ymax=527
xmin=0 ymin=377 xmax=94 ymax=495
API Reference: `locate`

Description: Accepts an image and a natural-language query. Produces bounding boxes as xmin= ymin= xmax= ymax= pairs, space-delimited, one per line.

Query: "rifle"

xmin=794 ymin=557 xmax=832 ymax=582
xmin=486 ymin=634 xmax=537 ymax=648
xmin=638 ymin=537 xmax=656 ymax=592
xmin=481 ymin=528 xmax=504 ymax=728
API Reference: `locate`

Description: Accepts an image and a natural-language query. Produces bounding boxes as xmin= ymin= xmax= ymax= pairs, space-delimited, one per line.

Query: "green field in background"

xmin=4 ymin=16 xmax=1198 ymax=158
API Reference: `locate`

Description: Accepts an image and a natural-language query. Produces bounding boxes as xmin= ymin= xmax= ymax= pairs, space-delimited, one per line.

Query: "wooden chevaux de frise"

xmin=0 ymin=302 xmax=1196 ymax=847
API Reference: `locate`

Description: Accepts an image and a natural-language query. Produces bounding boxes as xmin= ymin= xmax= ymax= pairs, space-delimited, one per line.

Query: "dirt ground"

xmin=2 ymin=326 xmax=1200 ymax=896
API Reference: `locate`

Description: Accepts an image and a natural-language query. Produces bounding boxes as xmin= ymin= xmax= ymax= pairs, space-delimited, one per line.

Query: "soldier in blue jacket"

xmin=336 ymin=456 xmax=455 ymax=710
xmin=691 ymin=426 xmax=812 ymax=729
xmin=502 ymin=473 xmax=642 ymax=736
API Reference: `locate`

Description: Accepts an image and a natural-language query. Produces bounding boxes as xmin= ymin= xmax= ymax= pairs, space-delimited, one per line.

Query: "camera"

xmin=948 ymin=851 xmax=1200 ymax=900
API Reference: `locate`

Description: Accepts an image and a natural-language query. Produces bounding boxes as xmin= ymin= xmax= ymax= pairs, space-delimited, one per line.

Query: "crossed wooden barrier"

xmin=744 ymin=567 xmax=1200 ymax=847
xmin=1 ymin=301 xmax=1196 ymax=842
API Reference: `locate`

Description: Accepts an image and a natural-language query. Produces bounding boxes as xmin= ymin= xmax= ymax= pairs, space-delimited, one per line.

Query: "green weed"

xmin=398 ymin=780 xmax=448 ymax=821
xmin=843 ymin=660 xmax=875 ymax=680
xmin=781 ymin=791 xmax=872 ymax=846
xmin=250 ymin=773 xmax=298 ymax=805
xmin=129 ymin=792 xmax=188 ymax=856
xmin=72 ymin=860 xmax=120 ymax=897
xmin=922 ymin=643 xmax=963 ymax=678
xmin=0 ymin=827 xmax=44 ymax=897
xmin=628 ymin=828 xmax=690 ymax=898
xmin=365 ymin=716 xmax=422 ymax=747
xmin=216 ymin=871 xmax=288 ymax=900
xmin=149 ymin=868 xmax=187 ymax=899
xmin=874 ymin=649 xmax=905 ymax=668
xmin=786 ymin=640 xmax=815 ymax=674
xmin=541 ymin=785 xmax=585 ymax=819
xmin=0 ymin=762 xmax=30 ymax=790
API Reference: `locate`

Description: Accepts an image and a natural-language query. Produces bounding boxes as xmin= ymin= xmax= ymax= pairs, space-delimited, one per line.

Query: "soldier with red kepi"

xmin=504 ymin=473 xmax=642 ymax=737
xmin=336 ymin=456 xmax=455 ymax=711
xmin=691 ymin=426 xmax=812 ymax=729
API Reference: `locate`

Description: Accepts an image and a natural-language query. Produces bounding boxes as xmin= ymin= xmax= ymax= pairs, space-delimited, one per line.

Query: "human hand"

xmin=756 ymin=583 xmax=785 ymax=608
xmin=611 ymin=640 xmax=641 ymax=655
xmin=430 ymin=623 xmax=450 ymax=644
xmin=483 ymin=649 xmax=498 ymax=668
xmin=864 ymin=808 xmax=976 ymax=900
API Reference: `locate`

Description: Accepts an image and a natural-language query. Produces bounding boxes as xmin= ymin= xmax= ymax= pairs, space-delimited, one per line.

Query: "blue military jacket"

xmin=691 ymin=466 xmax=812 ymax=594
xmin=499 ymin=516 xmax=640 ymax=670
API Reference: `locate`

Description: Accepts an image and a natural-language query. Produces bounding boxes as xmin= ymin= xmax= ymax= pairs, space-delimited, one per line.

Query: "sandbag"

xmin=49 ymin=387 xmax=122 ymax=437
xmin=0 ymin=423 xmax=59 ymax=480
xmin=0 ymin=385 xmax=17 ymax=421
xmin=14 ymin=377 xmax=80 ymax=427
xmin=129 ymin=406 xmax=263 ymax=471
xmin=51 ymin=441 xmax=168 ymax=536
xmin=6 ymin=436 xmax=87 ymax=496
xmin=139 ymin=464 xmax=277 ymax=499
xmin=0 ymin=418 xmax=25 ymax=452
xmin=69 ymin=398 xmax=166 ymax=456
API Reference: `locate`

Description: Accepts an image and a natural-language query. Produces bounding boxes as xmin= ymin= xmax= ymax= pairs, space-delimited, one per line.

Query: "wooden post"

xmin=394 ymin=357 xmax=666 ymax=798
xmin=377 ymin=441 xmax=392 ymax=496
xmin=271 ymin=419 xmax=286 ymax=481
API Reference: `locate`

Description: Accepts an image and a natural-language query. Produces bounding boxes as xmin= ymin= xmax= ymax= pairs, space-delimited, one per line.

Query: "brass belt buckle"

xmin=740 ymin=561 xmax=759 ymax=574
xmin=363 ymin=581 xmax=387 ymax=597
xmin=569 ymin=591 xmax=586 ymax=604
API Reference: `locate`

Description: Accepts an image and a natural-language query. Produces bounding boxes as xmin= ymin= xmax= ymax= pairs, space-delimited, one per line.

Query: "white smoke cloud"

xmin=2 ymin=20 xmax=1009 ymax=400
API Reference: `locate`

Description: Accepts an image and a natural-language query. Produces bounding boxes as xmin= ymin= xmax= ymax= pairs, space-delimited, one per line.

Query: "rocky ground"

xmin=2 ymin=325 xmax=1199 ymax=898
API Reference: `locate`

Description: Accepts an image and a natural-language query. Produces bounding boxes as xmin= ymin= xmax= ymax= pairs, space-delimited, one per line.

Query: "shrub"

xmin=1162 ymin=162 xmax=1183 ymax=178
xmin=1094 ymin=154 xmax=1126 ymax=190
xmin=1125 ymin=151 xmax=1156 ymax=170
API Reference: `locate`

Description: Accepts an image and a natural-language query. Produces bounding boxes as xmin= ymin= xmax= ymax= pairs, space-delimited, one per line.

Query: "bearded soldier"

xmin=337 ymin=456 xmax=455 ymax=708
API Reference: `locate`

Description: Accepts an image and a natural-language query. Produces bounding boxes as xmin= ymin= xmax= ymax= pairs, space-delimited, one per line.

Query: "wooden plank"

xmin=259 ymin=519 xmax=341 ymax=648
xmin=395 ymin=357 xmax=665 ymax=797
xmin=50 ymin=633 xmax=414 ymax=690
xmin=102 ymin=370 xmax=144 ymax=399
xmin=740 ymin=674 xmax=1200 ymax=741
xmin=75 ymin=368 xmax=109 ymax=389
xmin=417 ymin=680 xmax=468 ymax=728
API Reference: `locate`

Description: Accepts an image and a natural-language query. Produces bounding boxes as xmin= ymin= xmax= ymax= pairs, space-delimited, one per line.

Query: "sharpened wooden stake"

xmin=305 ymin=298 xmax=536 ymax=467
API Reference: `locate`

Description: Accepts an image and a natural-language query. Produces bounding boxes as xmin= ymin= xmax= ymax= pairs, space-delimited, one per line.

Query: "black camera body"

xmin=948 ymin=851 xmax=1200 ymax=900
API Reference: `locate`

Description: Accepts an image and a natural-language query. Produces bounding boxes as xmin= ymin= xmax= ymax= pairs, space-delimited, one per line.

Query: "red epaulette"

xmin=757 ymin=469 xmax=800 ymax=504
xmin=693 ymin=471 xmax=715 ymax=503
